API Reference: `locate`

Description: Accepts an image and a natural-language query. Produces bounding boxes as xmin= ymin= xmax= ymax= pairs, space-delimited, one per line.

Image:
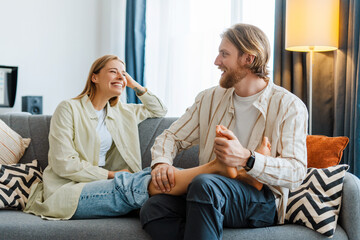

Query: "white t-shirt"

xmin=233 ymin=89 xmax=264 ymax=147
xmin=95 ymin=108 xmax=113 ymax=167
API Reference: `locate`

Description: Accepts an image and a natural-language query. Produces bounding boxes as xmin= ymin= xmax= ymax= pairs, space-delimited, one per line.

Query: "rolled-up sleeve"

xmin=127 ymin=90 xmax=167 ymax=124
xmin=150 ymin=91 xmax=204 ymax=167
xmin=248 ymin=99 xmax=308 ymax=189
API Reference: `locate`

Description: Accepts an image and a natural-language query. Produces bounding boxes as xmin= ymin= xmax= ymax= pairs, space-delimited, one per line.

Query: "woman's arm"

xmin=125 ymin=72 xmax=147 ymax=96
xmin=48 ymin=101 xmax=108 ymax=182
xmin=124 ymin=73 xmax=167 ymax=122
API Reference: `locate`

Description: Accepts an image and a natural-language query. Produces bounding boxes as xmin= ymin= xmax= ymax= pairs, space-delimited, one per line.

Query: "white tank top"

xmin=95 ymin=108 xmax=113 ymax=167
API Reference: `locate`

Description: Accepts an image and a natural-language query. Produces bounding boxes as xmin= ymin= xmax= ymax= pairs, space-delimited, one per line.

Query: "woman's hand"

xmin=108 ymin=169 xmax=131 ymax=179
xmin=124 ymin=72 xmax=147 ymax=96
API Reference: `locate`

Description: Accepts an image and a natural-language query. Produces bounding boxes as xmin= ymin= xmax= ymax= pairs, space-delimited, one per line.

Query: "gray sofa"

xmin=0 ymin=114 xmax=359 ymax=240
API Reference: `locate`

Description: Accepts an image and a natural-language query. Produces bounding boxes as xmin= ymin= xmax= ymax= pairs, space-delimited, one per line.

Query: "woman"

xmin=24 ymin=55 xmax=269 ymax=220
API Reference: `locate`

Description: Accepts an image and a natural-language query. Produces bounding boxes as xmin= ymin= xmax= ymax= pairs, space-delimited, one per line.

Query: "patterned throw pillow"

xmin=0 ymin=160 xmax=42 ymax=209
xmin=0 ymin=119 xmax=31 ymax=165
xmin=285 ymin=164 xmax=348 ymax=237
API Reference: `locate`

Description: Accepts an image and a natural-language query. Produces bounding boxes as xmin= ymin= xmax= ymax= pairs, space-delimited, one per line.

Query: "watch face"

xmin=246 ymin=151 xmax=255 ymax=171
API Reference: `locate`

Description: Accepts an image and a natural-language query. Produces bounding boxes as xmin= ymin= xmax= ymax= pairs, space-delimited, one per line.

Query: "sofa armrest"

xmin=338 ymin=172 xmax=360 ymax=240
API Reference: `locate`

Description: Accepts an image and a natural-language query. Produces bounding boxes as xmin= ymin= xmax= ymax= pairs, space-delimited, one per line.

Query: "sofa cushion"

xmin=0 ymin=119 xmax=31 ymax=165
xmin=285 ymin=164 xmax=348 ymax=237
xmin=306 ymin=135 xmax=349 ymax=168
xmin=0 ymin=160 xmax=42 ymax=209
xmin=0 ymin=210 xmax=152 ymax=240
xmin=0 ymin=210 xmax=349 ymax=240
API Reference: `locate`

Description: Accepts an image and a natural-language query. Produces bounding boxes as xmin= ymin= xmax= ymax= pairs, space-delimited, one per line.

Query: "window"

xmin=145 ymin=0 xmax=275 ymax=117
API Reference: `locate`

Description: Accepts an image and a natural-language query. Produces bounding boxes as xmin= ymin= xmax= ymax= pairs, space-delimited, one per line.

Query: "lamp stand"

xmin=308 ymin=48 xmax=314 ymax=135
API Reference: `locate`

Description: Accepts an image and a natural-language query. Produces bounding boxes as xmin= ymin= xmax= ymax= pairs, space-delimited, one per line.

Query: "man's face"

xmin=214 ymin=37 xmax=248 ymax=88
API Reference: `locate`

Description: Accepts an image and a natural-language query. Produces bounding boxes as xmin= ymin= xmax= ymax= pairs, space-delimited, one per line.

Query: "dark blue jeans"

xmin=140 ymin=174 xmax=277 ymax=240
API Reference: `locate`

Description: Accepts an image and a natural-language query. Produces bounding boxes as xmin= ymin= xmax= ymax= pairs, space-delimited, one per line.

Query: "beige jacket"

xmin=24 ymin=91 xmax=167 ymax=219
xmin=151 ymin=81 xmax=308 ymax=224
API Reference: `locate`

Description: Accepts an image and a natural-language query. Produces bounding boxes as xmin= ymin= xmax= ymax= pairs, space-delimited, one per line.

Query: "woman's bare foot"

xmin=223 ymin=135 xmax=271 ymax=179
xmin=208 ymin=158 xmax=238 ymax=178
xmin=214 ymin=125 xmax=237 ymax=178
xmin=212 ymin=126 xmax=271 ymax=179
xmin=255 ymin=136 xmax=271 ymax=156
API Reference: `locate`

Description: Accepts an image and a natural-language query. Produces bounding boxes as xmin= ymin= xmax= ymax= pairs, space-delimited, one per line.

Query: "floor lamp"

xmin=285 ymin=0 xmax=339 ymax=134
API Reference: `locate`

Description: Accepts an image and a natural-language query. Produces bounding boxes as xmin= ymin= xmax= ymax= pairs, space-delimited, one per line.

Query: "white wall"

xmin=0 ymin=0 xmax=126 ymax=115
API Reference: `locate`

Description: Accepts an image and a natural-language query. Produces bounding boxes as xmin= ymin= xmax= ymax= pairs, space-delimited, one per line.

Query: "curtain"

xmin=273 ymin=1 xmax=307 ymax=101
xmin=333 ymin=0 xmax=360 ymax=177
xmin=274 ymin=0 xmax=360 ymax=177
xmin=125 ymin=0 xmax=146 ymax=104
xmin=144 ymin=0 xmax=275 ymax=117
xmin=273 ymin=0 xmax=335 ymax=136
xmin=144 ymin=0 xmax=232 ymax=117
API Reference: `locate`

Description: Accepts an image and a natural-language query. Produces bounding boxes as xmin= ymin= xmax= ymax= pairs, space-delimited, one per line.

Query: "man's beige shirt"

xmin=24 ymin=91 xmax=167 ymax=219
xmin=151 ymin=81 xmax=308 ymax=224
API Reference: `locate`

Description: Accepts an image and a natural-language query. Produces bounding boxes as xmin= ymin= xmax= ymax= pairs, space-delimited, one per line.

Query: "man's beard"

xmin=219 ymin=66 xmax=247 ymax=89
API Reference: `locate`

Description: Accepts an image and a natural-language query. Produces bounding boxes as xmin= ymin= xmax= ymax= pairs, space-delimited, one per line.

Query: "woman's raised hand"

xmin=124 ymin=72 xmax=147 ymax=96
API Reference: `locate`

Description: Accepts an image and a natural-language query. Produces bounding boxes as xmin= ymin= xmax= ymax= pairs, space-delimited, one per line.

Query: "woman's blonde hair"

xmin=74 ymin=55 xmax=125 ymax=107
xmin=222 ymin=23 xmax=270 ymax=81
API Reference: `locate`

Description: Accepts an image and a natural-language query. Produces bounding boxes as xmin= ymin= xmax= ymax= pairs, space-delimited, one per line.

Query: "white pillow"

xmin=0 ymin=119 xmax=31 ymax=164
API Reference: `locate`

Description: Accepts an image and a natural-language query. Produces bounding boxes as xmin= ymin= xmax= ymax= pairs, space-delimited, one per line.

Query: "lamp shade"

xmin=285 ymin=0 xmax=339 ymax=52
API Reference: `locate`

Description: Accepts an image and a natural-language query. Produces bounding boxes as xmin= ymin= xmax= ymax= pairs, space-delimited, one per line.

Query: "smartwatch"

xmin=244 ymin=150 xmax=255 ymax=171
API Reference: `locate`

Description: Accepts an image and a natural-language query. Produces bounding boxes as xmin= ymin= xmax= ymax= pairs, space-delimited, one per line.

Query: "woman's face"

xmin=92 ymin=60 xmax=127 ymax=99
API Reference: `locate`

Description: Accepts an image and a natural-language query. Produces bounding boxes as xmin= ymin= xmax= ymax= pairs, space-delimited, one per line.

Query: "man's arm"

xmin=248 ymin=101 xmax=308 ymax=189
xmin=150 ymin=91 xmax=205 ymax=192
xmin=215 ymin=98 xmax=308 ymax=189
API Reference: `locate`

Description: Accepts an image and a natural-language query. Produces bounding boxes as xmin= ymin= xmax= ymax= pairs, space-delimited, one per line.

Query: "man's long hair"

xmin=222 ymin=24 xmax=270 ymax=81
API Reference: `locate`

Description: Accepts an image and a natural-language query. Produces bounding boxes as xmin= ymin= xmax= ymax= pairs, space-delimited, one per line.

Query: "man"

xmin=140 ymin=23 xmax=308 ymax=240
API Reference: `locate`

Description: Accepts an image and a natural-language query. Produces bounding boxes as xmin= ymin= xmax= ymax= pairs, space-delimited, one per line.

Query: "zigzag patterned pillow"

xmin=0 ymin=159 xmax=42 ymax=210
xmin=285 ymin=164 xmax=348 ymax=237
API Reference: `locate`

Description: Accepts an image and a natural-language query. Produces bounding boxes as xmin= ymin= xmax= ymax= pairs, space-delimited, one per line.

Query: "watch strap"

xmin=245 ymin=150 xmax=255 ymax=171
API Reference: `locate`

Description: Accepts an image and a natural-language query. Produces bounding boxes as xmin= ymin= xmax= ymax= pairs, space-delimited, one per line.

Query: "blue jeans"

xmin=72 ymin=167 xmax=152 ymax=219
xmin=140 ymin=174 xmax=277 ymax=240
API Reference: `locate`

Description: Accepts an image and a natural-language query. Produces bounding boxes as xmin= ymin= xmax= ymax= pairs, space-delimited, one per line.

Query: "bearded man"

xmin=140 ymin=23 xmax=309 ymax=240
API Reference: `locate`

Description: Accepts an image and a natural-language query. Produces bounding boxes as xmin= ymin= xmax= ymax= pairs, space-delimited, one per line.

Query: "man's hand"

xmin=214 ymin=128 xmax=250 ymax=168
xmin=151 ymin=163 xmax=176 ymax=192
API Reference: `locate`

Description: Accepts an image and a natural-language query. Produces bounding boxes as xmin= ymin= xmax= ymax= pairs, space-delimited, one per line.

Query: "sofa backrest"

xmin=138 ymin=117 xmax=199 ymax=169
xmin=0 ymin=114 xmax=51 ymax=170
xmin=0 ymin=114 xmax=199 ymax=171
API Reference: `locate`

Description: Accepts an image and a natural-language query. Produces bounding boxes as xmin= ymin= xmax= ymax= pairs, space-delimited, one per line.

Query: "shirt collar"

xmin=253 ymin=80 xmax=274 ymax=118
xmin=228 ymin=80 xmax=274 ymax=118
xmin=80 ymin=95 xmax=116 ymax=120
xmin=228 ymin=88 xmax=236 ymax=115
